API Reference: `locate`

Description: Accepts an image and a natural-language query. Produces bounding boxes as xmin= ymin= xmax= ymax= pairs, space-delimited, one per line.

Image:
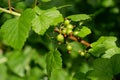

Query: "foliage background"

xmin=0 ymin=0 xmax=120 ymax=80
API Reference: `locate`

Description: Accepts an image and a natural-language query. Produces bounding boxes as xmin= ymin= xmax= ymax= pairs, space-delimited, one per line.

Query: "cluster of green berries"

xmin=56 ymin=19 xmax=79 ymax=42
xmin=56 ymin=19 xmax=80 ymax=52
xmin=56 ymin=19 xmax=74 ymax=51
xmin=56 ymin=19 xmax=90 ymax=57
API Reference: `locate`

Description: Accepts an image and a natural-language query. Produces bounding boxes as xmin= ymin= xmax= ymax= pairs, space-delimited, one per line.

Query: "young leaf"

xmin=78 ymin=26 xmax=91 ymax=38
xmin=89 ymin=36 xmax=117 ymax=57
xmin=32 ymin=7 xmax=63 ymax=35
xmin=1 ymin=9 xmax=35 ymax=50
xmin=102 ymin=47 xmax=120 ymax=58
xmin=46 ymin=49 xmax=62 ymax=76
xmin=67 ymin=14 xmax=91 ymax=21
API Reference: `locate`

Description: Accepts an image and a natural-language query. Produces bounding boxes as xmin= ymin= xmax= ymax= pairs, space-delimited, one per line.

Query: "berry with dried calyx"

xmin=73 ymin=31 xmax=79 ymax=36
xmin=66 ymin=29 xmax=73 ymax=35
xmin=56 ymin=34 xmax=64 ymax=42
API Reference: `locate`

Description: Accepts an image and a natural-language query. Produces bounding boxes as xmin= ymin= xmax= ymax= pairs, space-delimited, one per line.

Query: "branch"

xmin=0 ymin=7 xmax=21 ymax=16
xmin=54 ymin=28 xmax=91 ymax=47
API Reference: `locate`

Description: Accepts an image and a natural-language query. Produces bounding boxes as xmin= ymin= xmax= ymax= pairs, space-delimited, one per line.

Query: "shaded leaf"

xmin=27 ymin=67 xmax=45 ymax=80
xmin=6 ymin=47 xmax=34 ymax=77
xmin=50 ymin=69 xmax=69 ymax=80
xmin=87 ymin=58 xmax=113 ymax=80
xmin=73 ymin=72 xmax=88 ymax=80
xmin=46 ymin=49 xmax=62 ymax=76
xmin=111 ymin=54 xmax=120 ymax=75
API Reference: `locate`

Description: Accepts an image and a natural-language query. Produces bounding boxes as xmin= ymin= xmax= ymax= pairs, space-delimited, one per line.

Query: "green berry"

xmin=67 ymin=24 xmax=73 ymax=30
xmin=64 ymin=19 xmax=70 ymax=25
xmin=67 ymin=45 xmax=72 ymax=51
xmin=80 ymin=52 xmax=85 ymax=56
xmin=62 ymin=28 xmax=67 ymax=34
xmin=73 ymin=31 xmax=79 ymax=36
xmin=66 ymin=29 xmax=73 ymax=35
xmin=57 ymin=34 xmax=64 ymax=42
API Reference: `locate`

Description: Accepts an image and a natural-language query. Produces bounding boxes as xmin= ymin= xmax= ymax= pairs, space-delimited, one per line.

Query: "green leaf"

xmin=91 ymin=36 xmax=117 ymax=48
xmin=46 ymin=49 xmax=62 ymax=76
xmin=87 ymin=58 xmax=113 ymax=80
xmin=50 ymin=69 xmax=69 ymax=80
xmin=27 ymin=67 xmax=44 ymax=80
xmin=41 ymin=0 xmax=51 ymax=2
xmin=32 ymin=51 xmax=46 ymax=69
xmin=102 ymin=0 xmax=115 ymax=7
xmin=67 ymin=14 xmax=91 ymax=21
xmin=1 ymin=9 xmax=35 ymax=50
xmin=102 ymin=47 xmax=120 ymax=58
xmin=73 ymin=72 xmax=88 ymax=80
xmin=32 ymin=7 xmax=63 ymax=35
xmin=6 ymin=47 xmax=34 ymax=77
xmin=0 ymin=53 xmax=7 ymax=64
xmin=69 ymin=42 xmax=86 ymax=58
xmin=89 ymin=36 xmax=117 ymax=57
xmin=79 ymin=62 xmax=93 ymax=74
xmin=0 ymin=64 xmax=7 ymax=80
xmin=78 ymin=26 xmax=91 ymax=38
xmin=7 ymin=74 xmax=25 ymax=80
xmin=111 ymin=54 xmax=120 ymax=75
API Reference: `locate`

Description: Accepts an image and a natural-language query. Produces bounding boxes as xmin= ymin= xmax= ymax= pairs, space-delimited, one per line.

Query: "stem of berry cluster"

xmin=54 ymin=27 xmax=91 ymax=47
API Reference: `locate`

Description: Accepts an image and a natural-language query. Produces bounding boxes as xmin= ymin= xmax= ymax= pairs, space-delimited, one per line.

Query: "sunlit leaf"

xmin=32 ymin=7 xmax=63 ymax=35
xmin=68 ymin=14 xmax=91 ymax=21
xmin=1 ymin=9 xmax=35 ymax=50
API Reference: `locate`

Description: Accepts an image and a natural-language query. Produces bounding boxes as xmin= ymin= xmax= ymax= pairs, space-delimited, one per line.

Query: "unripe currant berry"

xmin=56 ymin=34 xmax=64 ymax=42
xmin=64 ymin=19 xmax=70 ymax=25
xmin=62 ymin=28 xmax=67 ymax=34
xmin=80 ymin=52 xmax=85 ymax=56
xmin=66 ymin=29 xmax=73 ymax=35
xmin=73 ymin=31 xmax=79 ymax=36
xmin=66 ymin=45 xmax=72 ymax=51
xmin=66 ymin=24 xmax=73 ymax=30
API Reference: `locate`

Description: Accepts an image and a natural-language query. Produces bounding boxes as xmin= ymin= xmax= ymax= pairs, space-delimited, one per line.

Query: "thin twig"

xmin=34 ymin=0 xmax=38 ymax=7
xmin=0 ymin=7 xmax=21 ymax=16
xmin=8 ymin=0 xmax=12 ymax=11
xmin=54 ymin=28 xmax=91 ymax=47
